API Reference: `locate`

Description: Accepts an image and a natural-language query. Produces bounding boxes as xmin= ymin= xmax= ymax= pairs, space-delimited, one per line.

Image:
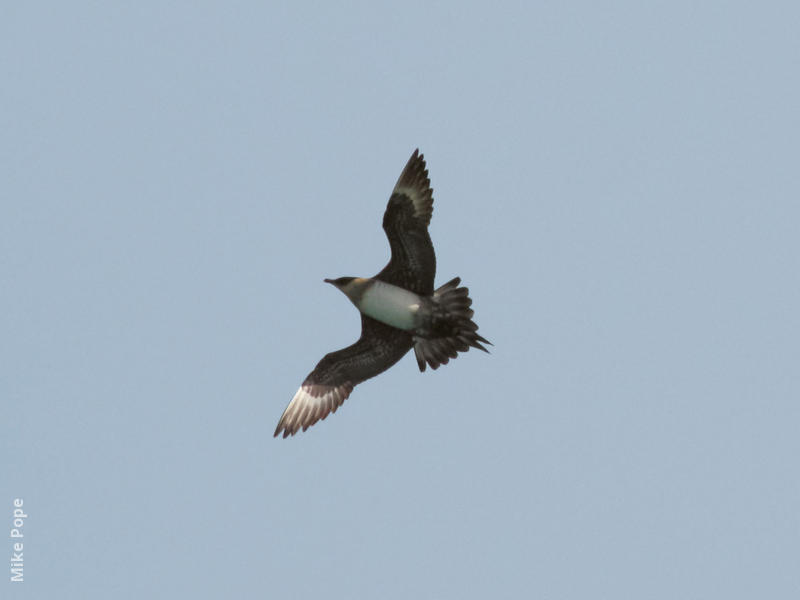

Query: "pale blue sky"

xmin=3 ymin=2 xmax=799 ymax=598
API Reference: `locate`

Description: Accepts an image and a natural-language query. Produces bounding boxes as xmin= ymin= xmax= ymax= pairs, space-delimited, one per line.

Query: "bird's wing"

xmin=376 ymin=149 xmax=436 ymax=296
xmin=274 ymin=316 xmax=413 ymax=438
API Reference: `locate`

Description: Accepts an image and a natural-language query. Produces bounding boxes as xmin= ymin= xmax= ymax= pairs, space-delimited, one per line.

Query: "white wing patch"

xmin=394 ymin=185 xmax=431 ymax=221
xmin=274 ymin=382 xmax=354 ymax=438
xmin=390 ymin=149 xmax=433 ymax=226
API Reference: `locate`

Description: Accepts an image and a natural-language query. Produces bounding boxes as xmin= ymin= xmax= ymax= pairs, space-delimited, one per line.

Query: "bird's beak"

xmin=323 ymin=278 xmax=335 ymax=285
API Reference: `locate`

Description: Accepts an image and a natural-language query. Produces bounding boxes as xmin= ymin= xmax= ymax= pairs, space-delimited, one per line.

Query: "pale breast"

xmin=358 ymin=280 xmax=422 ymax=331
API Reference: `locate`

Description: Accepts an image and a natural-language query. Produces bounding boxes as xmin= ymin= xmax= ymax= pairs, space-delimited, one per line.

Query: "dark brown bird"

xmin=274 ymin=150 xmax=490 ymax=438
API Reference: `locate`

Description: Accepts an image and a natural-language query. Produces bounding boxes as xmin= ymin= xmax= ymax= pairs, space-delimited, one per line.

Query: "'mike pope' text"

xmin=10 ymin=498 xmax=26 ymax=583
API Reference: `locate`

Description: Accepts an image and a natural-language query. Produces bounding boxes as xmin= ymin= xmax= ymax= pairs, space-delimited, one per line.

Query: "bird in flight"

xmin=274 ymin=149 xmax=490 ymax=438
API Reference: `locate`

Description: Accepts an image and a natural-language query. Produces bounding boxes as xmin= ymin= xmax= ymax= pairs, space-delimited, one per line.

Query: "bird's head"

xmin=324 ymin=277 xmax=371 ymax=304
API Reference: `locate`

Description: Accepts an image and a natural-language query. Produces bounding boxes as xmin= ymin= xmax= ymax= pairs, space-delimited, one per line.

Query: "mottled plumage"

xmin=274 ymin=150 xmax=489 ymax=438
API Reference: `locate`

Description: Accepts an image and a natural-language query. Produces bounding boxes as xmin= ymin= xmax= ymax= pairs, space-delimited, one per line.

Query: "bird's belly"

xmin=358 ymin=281 xmax=422 ymax=330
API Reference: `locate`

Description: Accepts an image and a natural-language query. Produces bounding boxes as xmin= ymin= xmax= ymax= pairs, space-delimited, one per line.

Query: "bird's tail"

xmin=413 ymin=277 xmax=491 ymax=372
